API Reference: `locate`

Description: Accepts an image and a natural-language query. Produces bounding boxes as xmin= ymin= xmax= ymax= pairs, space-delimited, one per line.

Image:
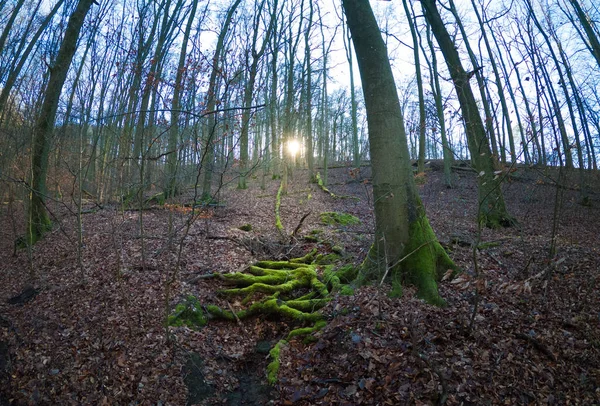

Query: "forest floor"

xmin=1 ymin=161 xmax=599 ymax=405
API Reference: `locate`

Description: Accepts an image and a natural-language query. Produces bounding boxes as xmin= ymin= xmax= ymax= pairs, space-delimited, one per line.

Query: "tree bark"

xmin=28 ymin=0 xmax=95 ymax=244
xmin=343 ymin=0 xmax=455 ymax=305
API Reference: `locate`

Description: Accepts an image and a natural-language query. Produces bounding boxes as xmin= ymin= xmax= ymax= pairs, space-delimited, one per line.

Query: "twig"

xmin=292 ymin=211 xmax=311 ymax=237
xmin=226 ymin=301 xmax=241 ymax=325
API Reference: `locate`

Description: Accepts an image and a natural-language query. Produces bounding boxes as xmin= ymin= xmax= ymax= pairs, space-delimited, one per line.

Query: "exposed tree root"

xmin=315 ymin=173 xmax=360 ymax=201
xmin=275 ymin=181 xmax=284 ymax=233
xmin=187 ymin=248 xmax=355 ymax=384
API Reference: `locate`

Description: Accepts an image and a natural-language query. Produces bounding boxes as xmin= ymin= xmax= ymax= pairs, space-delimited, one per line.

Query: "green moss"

xmin=284 ymin=298 xmax=330 ymax=312
xmin=387 ymin=276 xmax=403 ymax=298
xmin=320 ymin=212 xmax=360 ymax=226
xmin=199 ymin=250 xmax=362 ymax=383
xmin=205 ymin=304 xmax=237 ymax=321
xmin=290 ymin=248 xmax=318 ymax=264
xmin=168 ymin=295 xmax=207 ymax=328
xmin=315 ymin=253 xmax=341 ymax=265
xmin=286 ymin=320 xmax=327 ymax=341
xmin=332 ymin=245 xmax=344 ymax=255
xmin=323 ymin=265 xmax=357 ymax=295
xmin=275 ymin=181 xmax=284 ymax=232
xmin=358 ymin=208 xmax=457 ymax=306
xmin=402 ymin=216 xmax=456 ymax=306
xmin=335 ymin=265 xmax=359 ymax=283
xmin=239 ymin=224 xmax=253 ymax=232
xmin=267 ymin=339 xmax=287 ymax=384
xmin=477 ymin=241 xmax=500 ymax=250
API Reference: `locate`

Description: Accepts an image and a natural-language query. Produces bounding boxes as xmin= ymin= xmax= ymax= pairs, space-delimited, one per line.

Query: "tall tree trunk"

xmin=0 ymin=0 xmax=27 ymax=57
xmin=402 ymin=0 xmax=427 ymax=173
xmin=28 ymin=0 xmax=95 ymax=244
xmin=280 ymin=0 xmax=305 ymax=195
xmin=526 ymin=0 xmax=574 ymax=168
xmin=470 ymin=0 xmax=517 ymax=162
xmin=421 ymin=0 xmax=513 ymax=228
xmin=342 ymin=15 xmax=360 ymax=169
xmin=447 ymin=0 xmax=499 ymax=160
xmin=166 ymin=1 xmax=200 ymax=198
xmin=343 ymin=0 xmax=455 ymax=305
xmin=238 ymin=0 xmax=277 ymax=190
xmin=420 ymin=18 xmax=453 ymax=187
xmin=304 ymin=0 xmax=315 ymax=181
xmin=201 ymin=0 xmax=242 ymax=200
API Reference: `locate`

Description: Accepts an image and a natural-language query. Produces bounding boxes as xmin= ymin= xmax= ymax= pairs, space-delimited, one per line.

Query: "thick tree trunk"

xmin=343 ymin=0 xmax=455 ymax=305
xmin=28 ymin=0 xmax=95 ymax=244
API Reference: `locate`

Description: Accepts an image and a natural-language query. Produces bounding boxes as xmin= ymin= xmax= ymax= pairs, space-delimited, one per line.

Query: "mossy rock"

xmin=320 ymin=212 xmax=360 ymax=226
xmin=168 ymin=295 xmax=207 ymax=329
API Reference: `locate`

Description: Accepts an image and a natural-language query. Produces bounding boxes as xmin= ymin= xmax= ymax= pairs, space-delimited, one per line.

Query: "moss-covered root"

xmin=286 ymin=320 xmax=327 ymax=341
xmin=275 ymin=181 xmax=284 ymax=233
xmin=267 ymin=321 xmax=327 ymax=384
xmin=267 ymin=339 xmax=287 ymax=384
xmin=323 ymin=265 xmax=358 ymax=295
xmin=320 ymin=211 xmax=360 ymax=226
xmin=219 ymin=264 xmax=329 ymax=299
xmin=206 ymin=295 xmax=327 ymax=323
xmin=315 ymin=173 xmax=360 ymax=201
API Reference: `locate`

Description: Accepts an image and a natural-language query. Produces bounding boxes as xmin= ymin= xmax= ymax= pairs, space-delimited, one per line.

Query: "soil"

xmin=0 ymin=162 xmax=599 ymax=405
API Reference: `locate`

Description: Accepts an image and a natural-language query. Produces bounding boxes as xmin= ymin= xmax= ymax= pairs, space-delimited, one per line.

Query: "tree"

xmin=402 ymin=0 xmax=427 ymax=174
xmin=341 ymin=8 xmax=361 ymax=169
xmin=165 ymin=1 xmax=200 ymax=198
xmin=567 ymin=0 xmax=600 ymax=69
xmin=238 ymin=0 xmax=277 ymax=190
xmin=342 ymin=0 xmax=455 ymax=305
xmin=420 ymin=0 xmax=514 ymax=228
xmin=303 ymin=0 xmax=315 ymax=181
xmin=201 ymin=0 xmax=243 ymax=200
xmin=0 ymin=0 xmax=66 ymax=122
xmin=27 ymin=0 xmax=96 ymax=244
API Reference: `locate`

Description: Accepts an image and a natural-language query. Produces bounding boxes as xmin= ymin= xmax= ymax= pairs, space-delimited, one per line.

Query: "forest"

xmin=0 ymin=0 xmax=599 ymax=404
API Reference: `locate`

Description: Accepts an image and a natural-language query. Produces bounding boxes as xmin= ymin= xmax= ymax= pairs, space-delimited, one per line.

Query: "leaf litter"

xmin=0 ymin=163 xmax=599 ymax=405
